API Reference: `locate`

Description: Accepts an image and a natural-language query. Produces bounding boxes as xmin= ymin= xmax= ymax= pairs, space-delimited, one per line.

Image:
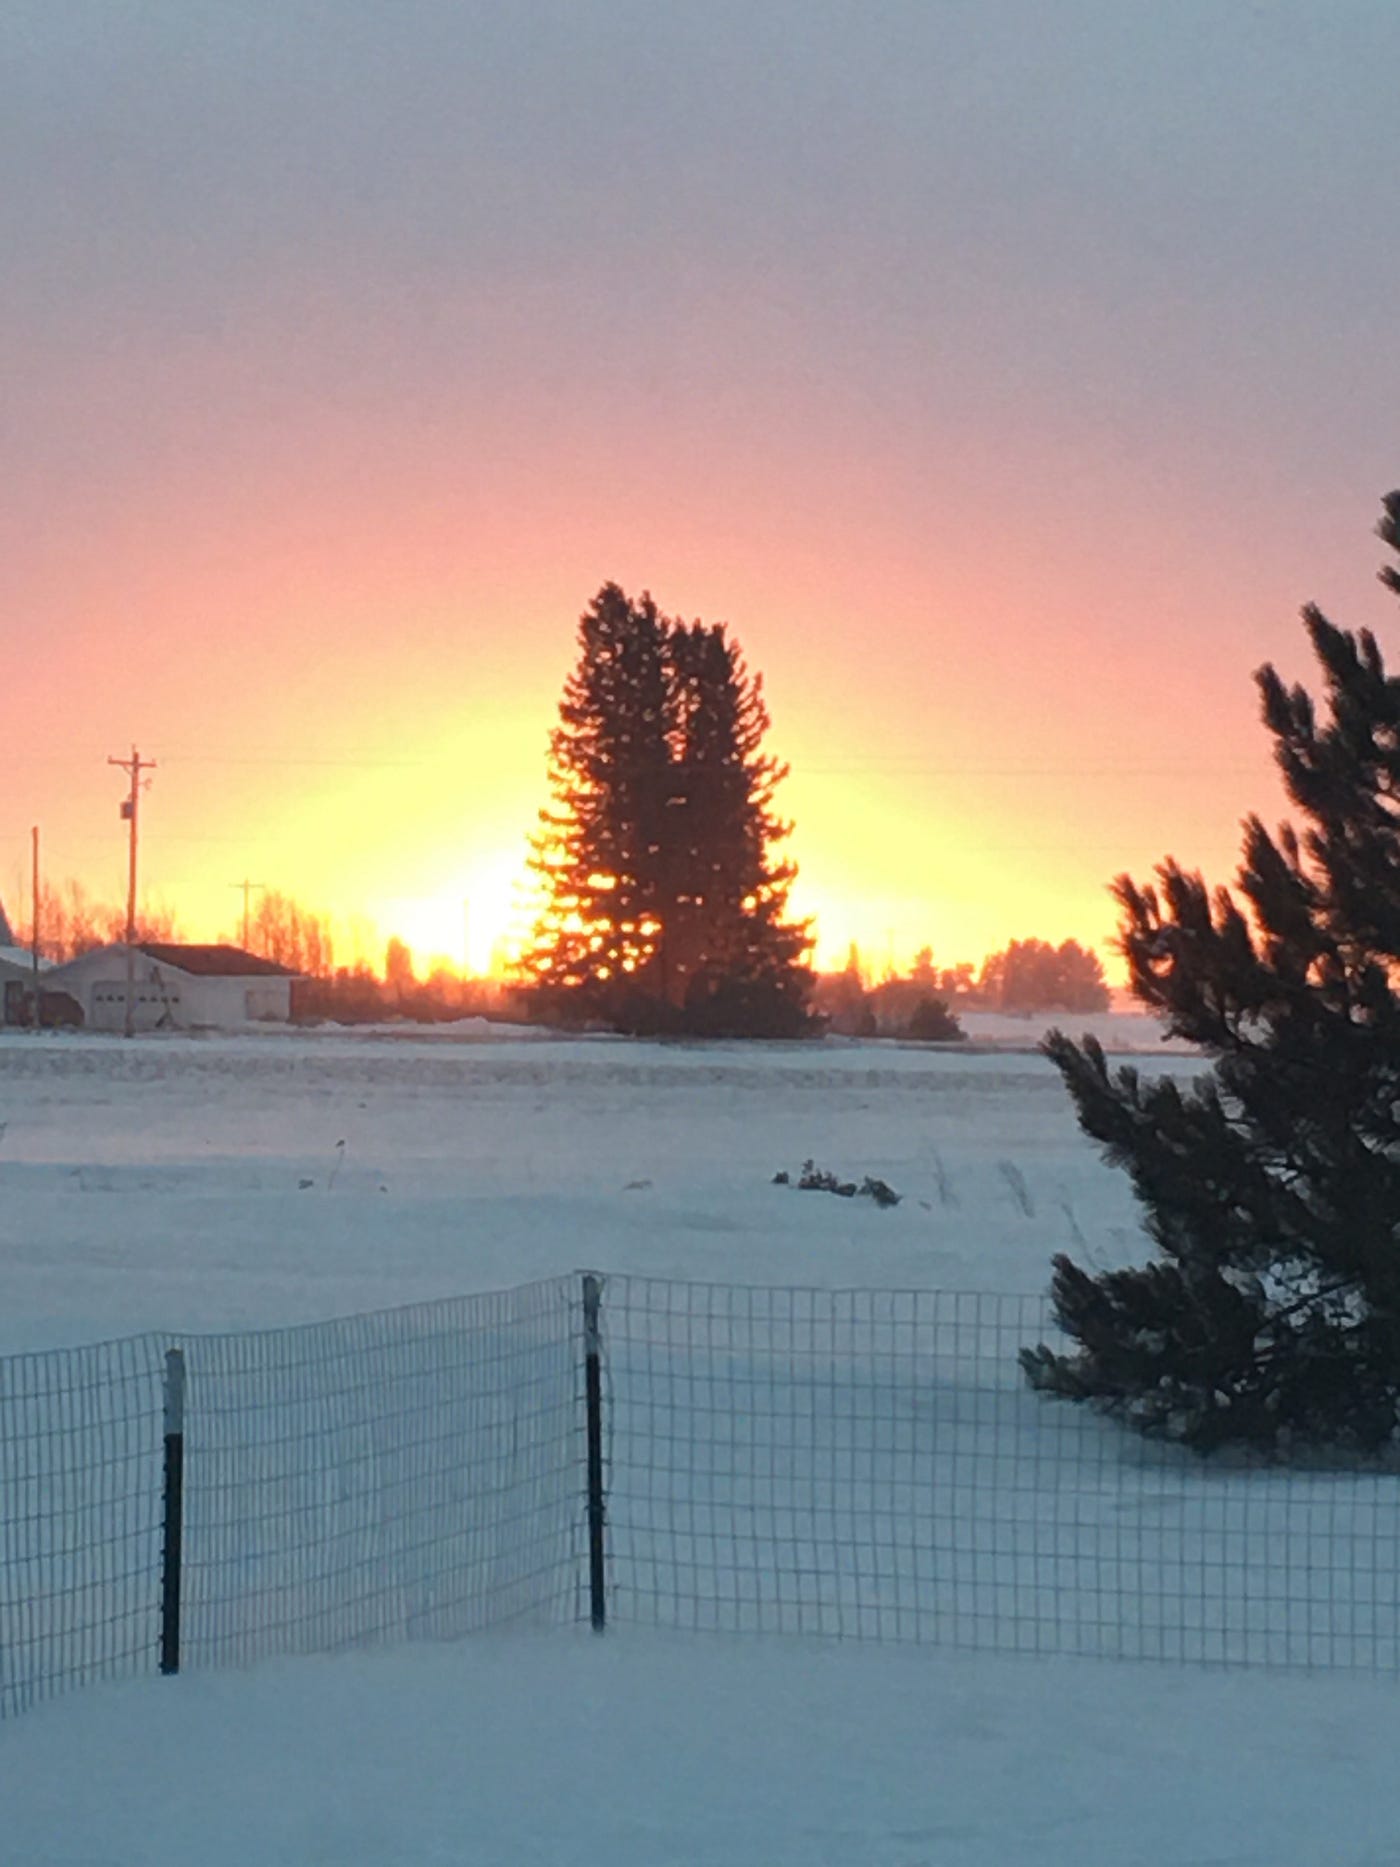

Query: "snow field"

xmin=0 ymin=1024 xmax=1174 ymax=1353
xmin=4 ymin=1024 xmax=1400 ymax=1864
xmin=8 ymin=1632 xmax=1400 ymax=1867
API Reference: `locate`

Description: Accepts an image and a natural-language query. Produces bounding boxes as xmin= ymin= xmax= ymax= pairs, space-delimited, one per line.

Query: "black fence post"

xmin=582 ymin=1274 xmax=607 ymax=1632
xmin=160 ymin=1347 xmax=185 ymax=1677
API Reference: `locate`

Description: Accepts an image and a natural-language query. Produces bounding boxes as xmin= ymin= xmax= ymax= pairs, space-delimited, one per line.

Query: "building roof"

xmin=0 ymin=949 xmax=45 ymax=979
xmin=0 ymin=900 xmax=14 ymax=947
xmin=135 ymin=943 xmax=299 ymax=978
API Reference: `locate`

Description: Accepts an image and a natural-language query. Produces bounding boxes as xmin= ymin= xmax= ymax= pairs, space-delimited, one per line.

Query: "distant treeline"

xmin=812 ymin=938 xmax=1110 ymax=1039
xmin=15 ymin=881 xmax=1111 ymax=1034
xmin=13 ymin=878 xmax=183 ymax=963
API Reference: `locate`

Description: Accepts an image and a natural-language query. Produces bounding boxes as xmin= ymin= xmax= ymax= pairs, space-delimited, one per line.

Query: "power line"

xmin=156 ymin=753 xmax=426 ymax=769
xmin=0 ymin=750 xmax=1271 ymax=776
xmin=795 ymin=764 xmax=1267 ymax=778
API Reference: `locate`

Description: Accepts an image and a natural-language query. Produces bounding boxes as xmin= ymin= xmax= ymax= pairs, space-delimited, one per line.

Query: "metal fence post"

xmin=160 ymin=1347 xmax=185 ymax=1676
xmin=582 ymin=1274 xmax=607 ymax=1632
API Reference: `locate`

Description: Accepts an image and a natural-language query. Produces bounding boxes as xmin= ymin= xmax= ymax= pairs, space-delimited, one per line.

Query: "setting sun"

xmin=375 ymin=850 xmax=532 ymax=979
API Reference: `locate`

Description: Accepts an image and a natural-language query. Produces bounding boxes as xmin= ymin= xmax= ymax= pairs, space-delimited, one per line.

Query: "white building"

xmin=0 ymin=898 xmax=55 ymax=1025
xmin=0 ymin=946 xmax=53 ymax=1024
xmin=44 ymin=943 xmax=299 ymax=1032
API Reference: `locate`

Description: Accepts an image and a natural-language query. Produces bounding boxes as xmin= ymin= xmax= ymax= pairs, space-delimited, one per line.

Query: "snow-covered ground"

xmin=11 ymin=1631 xmax=1400 ymax=1867
xmin=6 ymin=1022 xmax=1400 ymax=1865
xmin=0 ymin=1014 xmax=1179 ymax=1354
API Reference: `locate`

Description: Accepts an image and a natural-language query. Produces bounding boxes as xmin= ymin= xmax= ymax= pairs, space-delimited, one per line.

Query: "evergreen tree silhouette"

xmin=663 ymin=620 xmax=812 ymax=1035
xmin=525 ymin=584 xmax=672 ymax=1024
xmin=1024 ymin=494 xmax=1400 ymax=1454
xmin=525 ymin=585 xmax=812 ymax=1035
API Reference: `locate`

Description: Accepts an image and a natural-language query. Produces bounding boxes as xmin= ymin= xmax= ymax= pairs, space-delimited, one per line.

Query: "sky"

xmin=3 ymin=1 xmax=1399 ymax=978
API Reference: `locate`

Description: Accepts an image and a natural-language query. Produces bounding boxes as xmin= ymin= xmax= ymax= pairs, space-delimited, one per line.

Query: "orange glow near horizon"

xmin=0 ymin=195 xmax=1375 ymax=992
xmin=0 ymin=432 xmax=1312 ymax=991
xmin=6 ymin=662 xmax=1281 ymax=991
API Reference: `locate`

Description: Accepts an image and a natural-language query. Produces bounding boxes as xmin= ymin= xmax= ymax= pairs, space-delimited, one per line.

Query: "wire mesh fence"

xmin=5 ymin=1271 xmax=1400 ymax=1722
xmin=601 ymin=1277 xmax=1400 ymax=1667
xmin=1 ymin=1276 xmax=584 ymax=1718
xmin=181 ymin=1277 xmax=584 ymax=1671
xmin=0 ymin=1333 xmax=169 ymax=1718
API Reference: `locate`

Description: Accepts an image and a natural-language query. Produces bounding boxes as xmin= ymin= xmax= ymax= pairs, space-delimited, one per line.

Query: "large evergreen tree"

xmin=661 ymin=619 xmax=813 ymax=1035
xmin=1023 ymin=494 xmax=1400 ymax=1455
xmin=525 ymin=584 xmax=673 ymax=1022
xmin=524 ymin=585 xmax=813 ymax=1035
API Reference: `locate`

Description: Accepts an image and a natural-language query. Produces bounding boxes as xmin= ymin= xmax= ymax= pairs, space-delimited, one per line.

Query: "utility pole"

xmin=108 ymin=746 xmax=156 ymax=1038
xmin=230 ymin=879 xmax=265 ymax=952
xmin=31 ymin=826 xmax=41 ymax=1031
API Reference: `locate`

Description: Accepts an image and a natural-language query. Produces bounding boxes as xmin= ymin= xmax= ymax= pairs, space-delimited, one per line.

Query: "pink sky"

xmin=4 ymin=3 xmax=1398 ymax=976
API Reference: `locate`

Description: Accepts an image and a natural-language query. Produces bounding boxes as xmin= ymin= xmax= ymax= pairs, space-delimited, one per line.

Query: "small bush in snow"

xmin=774 ymin=1160 xmax=901 ymax=1207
